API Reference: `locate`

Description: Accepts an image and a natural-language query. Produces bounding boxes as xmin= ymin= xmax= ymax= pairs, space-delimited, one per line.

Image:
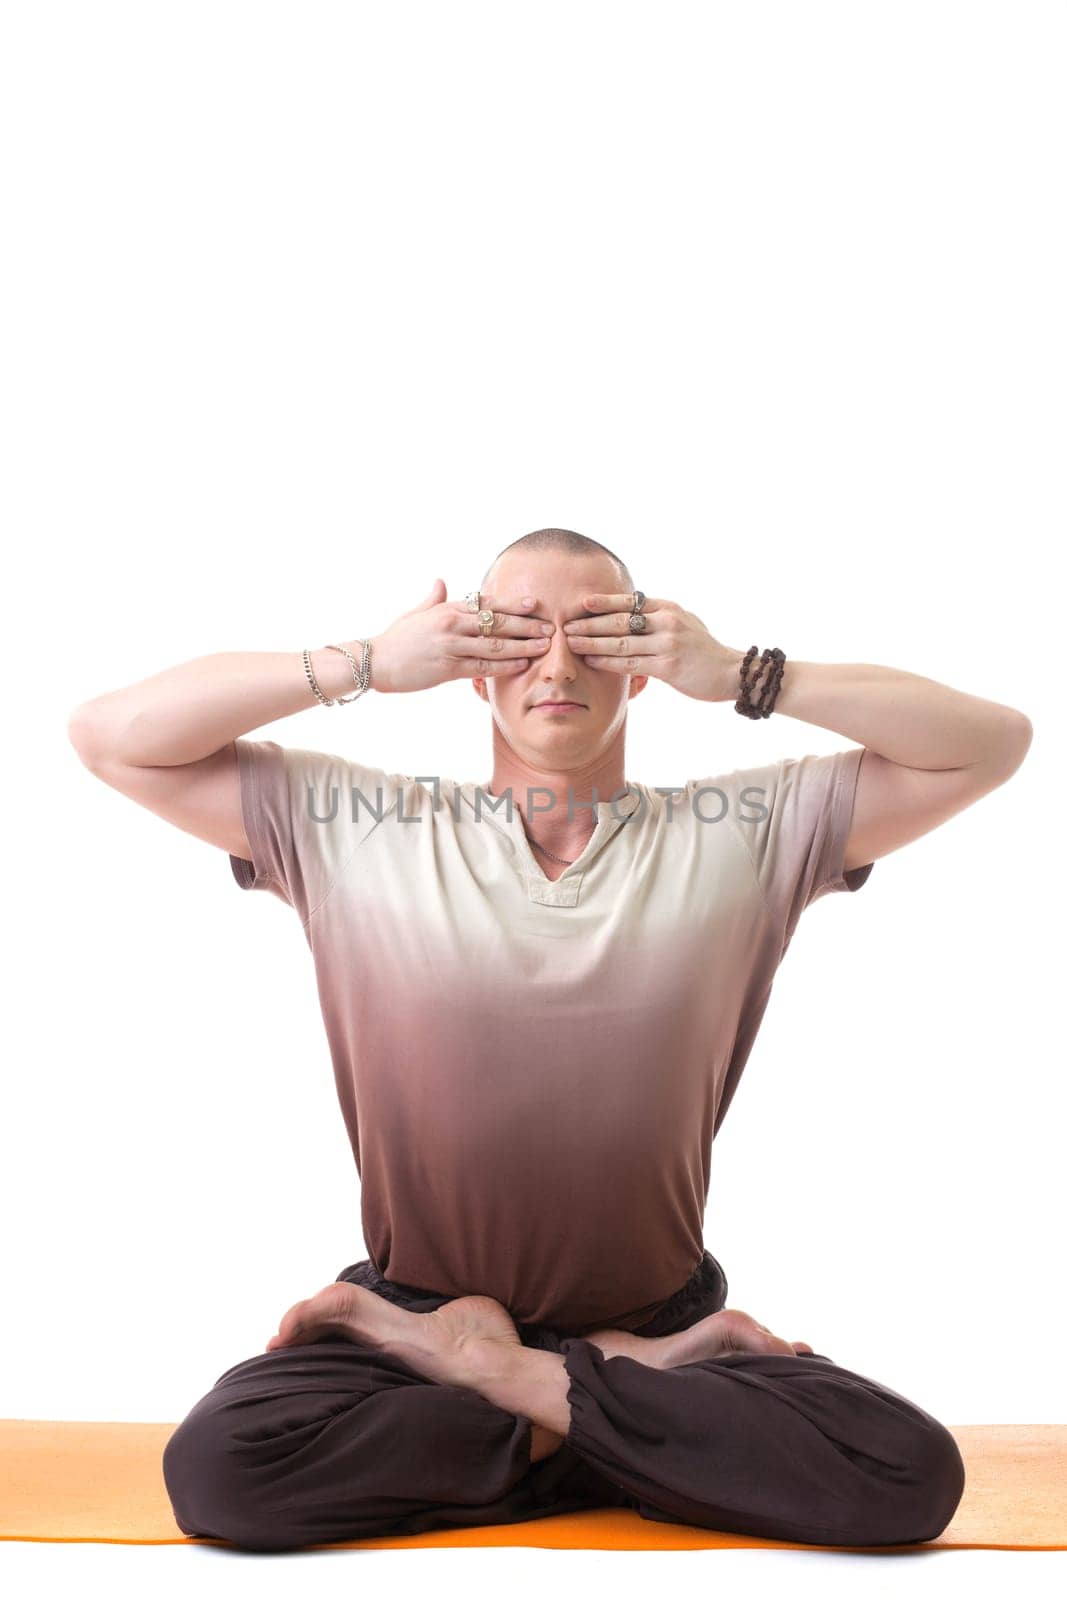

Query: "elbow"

xmin=67 ymin=702 xmax=108 ymax=768
xmin=1009 ymin=711 xmax=1034 ymax=762
xmin=991 ymin=711 xmax=1033 ymax=779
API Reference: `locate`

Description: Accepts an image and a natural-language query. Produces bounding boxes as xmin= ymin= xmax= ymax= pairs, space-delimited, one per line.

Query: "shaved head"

xmin=481 ymin=527 xmax=633 ymax=595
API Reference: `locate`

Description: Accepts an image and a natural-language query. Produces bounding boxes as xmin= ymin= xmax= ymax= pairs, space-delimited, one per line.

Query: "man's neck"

xmin=486 ymin=759 xmax=628 ymax=834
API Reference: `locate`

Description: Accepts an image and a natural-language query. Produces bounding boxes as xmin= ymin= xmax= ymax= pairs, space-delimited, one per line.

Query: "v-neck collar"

xmin=457 ymin=780 xmax=643 ymax=906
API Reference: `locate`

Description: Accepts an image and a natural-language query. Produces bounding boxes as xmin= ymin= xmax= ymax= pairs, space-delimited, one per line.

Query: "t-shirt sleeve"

xmin=228 ymin=738 xmax=401 ymax=923
xmin=728 ymin=745 xmax=874 ymax=951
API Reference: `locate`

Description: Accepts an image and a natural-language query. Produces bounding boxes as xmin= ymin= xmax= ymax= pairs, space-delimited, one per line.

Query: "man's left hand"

xmin=561 ymin=592 xmax=743 ymax=703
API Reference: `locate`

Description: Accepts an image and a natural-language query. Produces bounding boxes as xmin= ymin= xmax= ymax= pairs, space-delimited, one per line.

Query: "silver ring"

xmin=631 ymin=590 xmax=646 ymax=613
xmin=465 ymin=591 xmax=481 ymax=613
xmin=628 ymin=613 xmax=648 ymax=633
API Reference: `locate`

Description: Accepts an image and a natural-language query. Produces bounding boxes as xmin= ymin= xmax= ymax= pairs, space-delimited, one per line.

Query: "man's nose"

xmin=536 ymin=623 xmax=580 ymax=670
xmin=539 ymin=623 xmax=574 ymax=654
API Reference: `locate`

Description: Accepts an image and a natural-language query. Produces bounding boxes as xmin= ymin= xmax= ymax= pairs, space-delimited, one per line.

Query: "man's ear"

xmin=627 ymin=675 xmax=649 ymax=701
xmin=471 ymin=676 xmax=490 ymax=704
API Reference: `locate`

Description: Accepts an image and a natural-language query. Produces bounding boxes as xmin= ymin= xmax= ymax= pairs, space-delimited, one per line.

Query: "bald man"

xmin=69 ymin=527 xmax=1031 ymax=1551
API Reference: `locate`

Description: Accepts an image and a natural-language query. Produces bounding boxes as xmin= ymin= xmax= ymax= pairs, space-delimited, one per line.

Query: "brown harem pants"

xmin=161 ymin=1249 xmax=965 ymax=1552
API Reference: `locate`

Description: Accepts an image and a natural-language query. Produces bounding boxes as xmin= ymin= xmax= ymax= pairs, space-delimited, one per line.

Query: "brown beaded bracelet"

xmin=734 ymin=645 xmax=786 ymax=719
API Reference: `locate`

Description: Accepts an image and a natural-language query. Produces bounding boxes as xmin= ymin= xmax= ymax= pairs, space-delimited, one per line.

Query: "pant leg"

xmin=557 ymin=1337 xmax=966 ymax=1548
xmin=162 ymin=1265 xmax=625 ymax=1552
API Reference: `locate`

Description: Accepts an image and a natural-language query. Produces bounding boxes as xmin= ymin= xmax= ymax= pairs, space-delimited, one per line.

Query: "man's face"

xmin=473 ymin=550 xmax=646 ymax=768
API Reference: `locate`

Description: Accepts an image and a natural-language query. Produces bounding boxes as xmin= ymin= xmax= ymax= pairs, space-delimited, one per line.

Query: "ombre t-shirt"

xmin=229 ymin=738 xmax=873 ymax=1335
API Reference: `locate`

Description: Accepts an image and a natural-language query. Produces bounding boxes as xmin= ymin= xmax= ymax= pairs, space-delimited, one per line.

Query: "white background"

xmin=2 ymin=0 xmax=1064 ymax=1586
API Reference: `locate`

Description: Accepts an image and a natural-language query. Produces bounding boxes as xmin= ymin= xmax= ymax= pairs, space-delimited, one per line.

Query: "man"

xmin=68 ymin=527 xmax=1031 ymax=1552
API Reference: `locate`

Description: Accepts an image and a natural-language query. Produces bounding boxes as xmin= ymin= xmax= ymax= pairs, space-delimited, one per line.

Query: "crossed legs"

xmin=162 ymin=1280 xmax=965 ymax=1552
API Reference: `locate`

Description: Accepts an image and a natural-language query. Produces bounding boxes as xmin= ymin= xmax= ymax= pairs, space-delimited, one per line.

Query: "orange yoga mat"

xmin=1 ymin=1420 xmax=1064 ymax=1552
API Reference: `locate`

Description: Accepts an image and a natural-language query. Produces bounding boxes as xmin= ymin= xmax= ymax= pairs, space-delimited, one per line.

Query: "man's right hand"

xmin=370 ymin=579 xmax=555 ymax=694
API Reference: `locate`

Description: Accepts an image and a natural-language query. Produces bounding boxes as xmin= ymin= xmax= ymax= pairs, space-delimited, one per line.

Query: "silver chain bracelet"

xmin=302 ymin=640 xmax=373 ymax=706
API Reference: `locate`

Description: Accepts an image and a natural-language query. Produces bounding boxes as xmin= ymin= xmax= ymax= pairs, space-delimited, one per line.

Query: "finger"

xmin=563 ymin=596 xmax=661 ymax=636
xmin=455 ymin=655 xmax=537 ymax=677
xmin=449 ymin=636 xmax=552 ymax=661
xmin=562 ymin=632 xmax=658 ymax=653
xmin=451 ymin=594 xmax=555 ymax=639
xmin=568 ymin=648 xmax=663 ymax=673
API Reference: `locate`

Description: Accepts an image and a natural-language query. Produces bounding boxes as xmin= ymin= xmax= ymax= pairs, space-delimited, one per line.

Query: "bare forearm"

xmin=718 ymin=650 xmax=1032 ymax=771
xmin=67 ymin=641 xmax=368 ymax=767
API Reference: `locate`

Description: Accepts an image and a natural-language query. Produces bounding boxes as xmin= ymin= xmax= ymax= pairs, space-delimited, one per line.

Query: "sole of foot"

xmin=265 ymin=1283 xmax=526 ymax=1390
xmin=586 ymin=1309 xmax=814 ymax=1369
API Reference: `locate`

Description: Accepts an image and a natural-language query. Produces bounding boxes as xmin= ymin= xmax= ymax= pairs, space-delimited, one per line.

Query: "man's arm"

xmin=716 ymin=655 xmax=1033 ymax=872
xmin=66 ymin=643 xmax=368 ymax=860
xmin=840 ymin=742 xmax=1030 ymax=874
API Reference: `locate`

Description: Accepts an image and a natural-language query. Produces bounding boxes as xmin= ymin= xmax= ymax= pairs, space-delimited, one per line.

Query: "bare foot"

xmin=584 ymin=1308 xmax=815 ymax=1370
xmin=266 ymin=1281 xmax=442 ymax=1363
xmin=266 ymin=1283 xmax=567 ymax=1461
xmin=266 ymin=1281 xmax=524 ymax=1384
xmin=386 ymin=1292 xmax=528 ymax=1387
